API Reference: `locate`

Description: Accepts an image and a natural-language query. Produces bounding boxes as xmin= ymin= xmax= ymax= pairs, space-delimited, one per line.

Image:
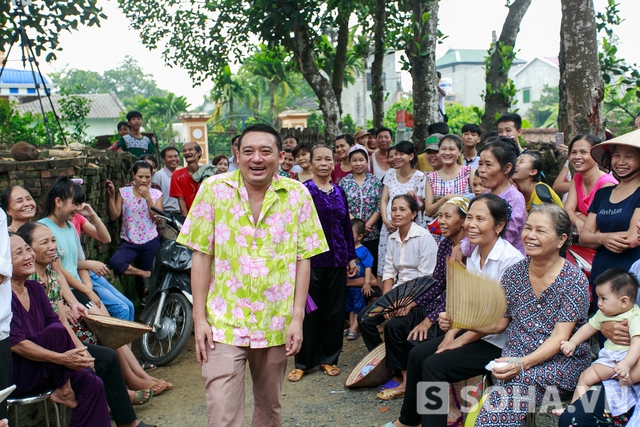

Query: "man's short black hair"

xmin=238 ymin=124 xmax=282 ymax=152
xmin=160 ymin=146 xmax=179 ymax=159
xmin=231 ymin=135 xmax=241 ymax=147
xmin=428 ymin=122 xmax=449 ymax=135
xmin=117 ymin=121 xmax=130 ymax=131
xmin=461 ymin=123 xmax=482 ymax=136
xmin=351 ymin=218 xmax=366 ymax=236
xmin=497 ymin=113 xmax=522 ymax=130
xmin=594 ymin=268 xmax=640 ymax=302
xmin=283 ymin=135 xmax=299 ymax=145
xmin=368 ymin=128 xmax=377 ymax=136
xmin=126 ymin=111 xmax=143 ymax=121
xmin=436 ymin=71 xmax=442 ymax=79
xmin=376 ymin=126 xmax=393 ymax=138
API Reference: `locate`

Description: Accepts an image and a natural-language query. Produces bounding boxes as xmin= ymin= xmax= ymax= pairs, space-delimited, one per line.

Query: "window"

xmin=27 ymin=88 xmax=36 ymax=94
xmin=523 ymin=88 xmax=531 ymax=104
xmin=9 ymin=88 xmax=18 ymax=94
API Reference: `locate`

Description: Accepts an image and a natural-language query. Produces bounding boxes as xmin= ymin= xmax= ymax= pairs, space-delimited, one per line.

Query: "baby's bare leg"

xmin=572 ymin=364 xmax=615 ymax=403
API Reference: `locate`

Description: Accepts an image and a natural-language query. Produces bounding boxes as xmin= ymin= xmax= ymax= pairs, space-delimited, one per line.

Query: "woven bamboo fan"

xmin=83 ymin=315 xmax=152 ymax=350
xmin=445 ymin=261 xmax=506 ymax=329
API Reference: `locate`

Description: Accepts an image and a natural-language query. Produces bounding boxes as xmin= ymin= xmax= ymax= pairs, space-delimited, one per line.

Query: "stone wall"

xmin=0 ymin=147 xmax=138 ymax=298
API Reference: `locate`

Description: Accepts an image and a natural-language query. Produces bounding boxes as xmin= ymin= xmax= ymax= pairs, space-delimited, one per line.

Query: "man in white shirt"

xmin=152 ymin=146 xmax=181 ymax=213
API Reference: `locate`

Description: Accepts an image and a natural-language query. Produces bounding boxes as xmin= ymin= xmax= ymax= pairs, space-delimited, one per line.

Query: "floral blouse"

xmin=339 ymin=173 xmax=383 ymax=242
xmin=30 ymin=264 xmax=62 ymax=313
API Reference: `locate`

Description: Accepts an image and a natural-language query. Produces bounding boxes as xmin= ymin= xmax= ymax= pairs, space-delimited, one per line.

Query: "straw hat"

xmin=83 ymin=314 xmax=152 ymax=350
xmin=591 ymin=129 xmax=640 ymax=169
xmin=354 ymin=129 xmax=371 ymax=141
xmin=344 ymin=343 xmax=391 ymax=388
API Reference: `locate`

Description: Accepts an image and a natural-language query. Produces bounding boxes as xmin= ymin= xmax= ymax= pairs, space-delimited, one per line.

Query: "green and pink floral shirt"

xmin=176 ymin=171 xmax=328 ymax=348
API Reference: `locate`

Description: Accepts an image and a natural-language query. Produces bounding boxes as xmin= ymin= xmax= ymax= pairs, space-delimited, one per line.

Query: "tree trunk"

xmin=558 ymin=0 xmax=603 ymax=139
xmin=331 ymin=10 xmax=350 ymax=116
xmin=405 ymin=0 xmax=439 ymax=153
xmin=293 ymin=22 xmax=341 ymax=143
xmin=371 ymin=0 xmax=386 ymax=128
xmin=481 ymin=0 xmax=532 ymax=133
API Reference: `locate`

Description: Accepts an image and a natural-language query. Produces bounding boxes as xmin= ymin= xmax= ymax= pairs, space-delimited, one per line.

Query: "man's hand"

xmin=407 ymin=318 xmax=433 ymax=342
xmin=285 ymin=319 xmax=303 ymax=357
xmin=601 ymin=319 xmax=631 ymax=346
xmin=194 ymin=317 xmax=214 ymax=366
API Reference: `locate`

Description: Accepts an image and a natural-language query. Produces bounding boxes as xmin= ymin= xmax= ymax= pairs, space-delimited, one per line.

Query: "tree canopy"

xmin=0 ymin=0 xmax=105 ymax=61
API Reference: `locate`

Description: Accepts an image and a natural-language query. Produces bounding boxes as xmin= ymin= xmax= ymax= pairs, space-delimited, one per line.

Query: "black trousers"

xmin=384 ymin=307 xmax=443 ymax=371
xmin=295 ymin=267 xmax=346 ymax=370
xmin=0 ymin=337 xmax=10 ymax=420
xmin=87 ymin=344 xmax=136 ymax=425
xmin=398 ymin=333 xmax=502 ymax=427
xmin=358 ymin=301 xmax=384 ymax=351
xmin=558 ymin=384 xmax=635 ymax=427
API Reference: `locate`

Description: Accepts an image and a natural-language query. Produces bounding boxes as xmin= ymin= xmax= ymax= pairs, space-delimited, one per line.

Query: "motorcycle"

xmin=138 ymin=207 xmax=194 ymax=366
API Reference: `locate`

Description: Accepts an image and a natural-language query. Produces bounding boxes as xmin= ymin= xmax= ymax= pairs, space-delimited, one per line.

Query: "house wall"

xmin=513 ymin=59 xmax=559 ymax=115
xmin=341 ymin=51 xmax=404 ymax=128
xmin=86 ymin=118 xmax=120 ymax=139
xmin=437 ymin=63 xmax=486 ymax=108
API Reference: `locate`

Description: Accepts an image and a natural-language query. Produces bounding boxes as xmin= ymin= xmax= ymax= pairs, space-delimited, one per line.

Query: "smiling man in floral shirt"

xmin=176 ymin=124 xmax=328 ymax=427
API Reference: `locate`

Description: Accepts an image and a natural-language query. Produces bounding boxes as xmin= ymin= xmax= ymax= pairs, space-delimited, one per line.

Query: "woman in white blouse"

xmin=358 ymin=195 xmax=437 ymax=361
xmin=381 ymin=195 xmax=437 ymax=293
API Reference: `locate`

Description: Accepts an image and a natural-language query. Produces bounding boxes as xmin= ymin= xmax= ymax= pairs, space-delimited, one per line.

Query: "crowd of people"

xmin=2 ymin=108 xmax=640 ymax=427
xmin=195 ymin=114 xmax=640 ymax=427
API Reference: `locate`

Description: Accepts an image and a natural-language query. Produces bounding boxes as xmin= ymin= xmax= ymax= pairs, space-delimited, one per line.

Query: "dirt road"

xmin=133 ymin=336 xmax=556 ymax=427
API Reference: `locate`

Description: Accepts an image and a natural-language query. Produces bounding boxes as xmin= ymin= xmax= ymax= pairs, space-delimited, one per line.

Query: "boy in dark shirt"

xmin=117 ymin=111 xmax=155 ymax=158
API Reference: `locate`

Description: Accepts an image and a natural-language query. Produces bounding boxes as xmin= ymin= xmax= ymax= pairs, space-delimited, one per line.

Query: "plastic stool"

xmin=7 ymin=389 xmax=61 ymax=427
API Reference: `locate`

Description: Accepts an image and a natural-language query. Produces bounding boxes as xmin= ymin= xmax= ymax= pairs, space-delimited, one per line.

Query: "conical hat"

xmin=591 ymin=129 xmax=640 ymax=168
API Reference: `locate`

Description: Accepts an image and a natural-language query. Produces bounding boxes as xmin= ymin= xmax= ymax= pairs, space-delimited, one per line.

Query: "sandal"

xmin=164 ymin=381 xmax=173 ymax=391
xmin=343 ymin=329 xmax=351 ymax=337
xmin=287 ymin=369 xmax=305 ymax=382
xmin=347 ymin=331 xmax=358 ymax=341
xmin=319 ymin=364 xmax=340 ymax=376
xmin=139 ymin=361 xmax=157 ymax=372
xmin=149 ymin=380 xmax=168 ymax=396
xmin=131 ymin=389 xmax=153 ymax=405
xmin=379 ymin=379 xmax=400 ymax=392
xmin=377 ymin=387 xmax=405 ymax=401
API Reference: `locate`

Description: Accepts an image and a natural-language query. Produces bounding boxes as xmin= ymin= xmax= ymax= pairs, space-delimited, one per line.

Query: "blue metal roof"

xmin=0 ymin=68 xmax=51 ymax=85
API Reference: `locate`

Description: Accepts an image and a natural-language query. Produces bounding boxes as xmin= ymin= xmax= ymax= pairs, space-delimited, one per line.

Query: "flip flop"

xmin=139 ymin=361 xmax=157 ymax=372
xmin=319 ymin=364 xmax=340 ymax=376
xmin=379 ymin=379 xmax=400 ymax=392
xmin=137 ymin=422 xmax=158 ymax=427
xmin=347 ymin=331 xmax=359 ymax=341
xmin=149 ymin=380 xmax=168 ymax=396
xmin=377 ymin=388 xmax=405 ymax=401
xmin=288 ymin=369 xmax=305 ymax=382
xmin=131 ymin=389 xmax=153 ymax=405
xmin=343 ymin=329 xmax=351 ymax=337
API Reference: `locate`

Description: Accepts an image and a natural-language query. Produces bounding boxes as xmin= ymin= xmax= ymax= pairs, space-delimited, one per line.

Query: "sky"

xmin=6 ymin=0 xmax=639 ymax=107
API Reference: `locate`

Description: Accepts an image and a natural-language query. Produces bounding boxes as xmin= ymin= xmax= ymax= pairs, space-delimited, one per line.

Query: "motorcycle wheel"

xmin=139 ymin=292 xmax=193 ymax=366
